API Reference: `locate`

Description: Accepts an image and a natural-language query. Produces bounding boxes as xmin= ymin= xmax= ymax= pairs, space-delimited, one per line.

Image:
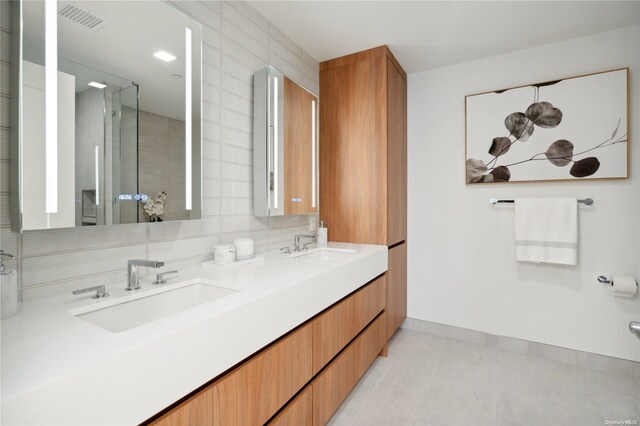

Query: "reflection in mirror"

xmin=16 ymin=0 xmax=202 ymax=230
xmin=253 ymin=66 xmax=319 ymax=217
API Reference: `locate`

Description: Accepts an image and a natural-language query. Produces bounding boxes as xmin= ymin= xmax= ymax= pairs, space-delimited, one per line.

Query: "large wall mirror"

xmin=253 ymin=66 xmax=318 ymax=217
xmin=13 ymin=0 xmax=202 ymax=231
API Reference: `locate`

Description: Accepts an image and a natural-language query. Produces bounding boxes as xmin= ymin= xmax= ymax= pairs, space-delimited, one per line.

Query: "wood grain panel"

xmin=313 ymin=275 xmax=386 ymax=374
xmin=312 ymin=312 xmax=387 ymax=426
xmin=151 ymin=386 xmax=215 ymax=426
xmin=387 ymin=59 xmax=407 ymax=246
xmin=387 ymin=242 xmax=407 ymax=340
xmin=212 ymin=323 xmax=313 ymax=425
xmin=284 ymin=77 xmax=317 ymax=215
xmin=319 ymin=55 xmax=388 ymax=245
xmin=320 ymin=46 xmax=406 ymax=80
xmin=268 ymin=386 xmax=313 ymax=426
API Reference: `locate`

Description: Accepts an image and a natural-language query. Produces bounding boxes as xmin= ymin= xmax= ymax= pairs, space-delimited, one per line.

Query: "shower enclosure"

xmin=111 ymin=83 xmax=139 ymax=225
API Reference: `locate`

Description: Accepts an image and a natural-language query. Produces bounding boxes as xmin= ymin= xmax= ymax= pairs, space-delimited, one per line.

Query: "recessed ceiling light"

xmin=88 ymin=81 xmax=106 ymax=89
xmin=154 ymin=50 xmax=177 ymax=62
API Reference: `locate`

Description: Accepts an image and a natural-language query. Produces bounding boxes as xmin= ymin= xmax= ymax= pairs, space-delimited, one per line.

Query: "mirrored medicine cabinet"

xmin=253 ymin=66 xmax=319 ymax=217
xmin=11 ymin=0 xmax=202 ymax=231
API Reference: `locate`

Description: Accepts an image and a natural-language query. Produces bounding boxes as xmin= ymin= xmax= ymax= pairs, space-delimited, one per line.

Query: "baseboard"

xmin=401 ymin=317 xmax=640 ymax=380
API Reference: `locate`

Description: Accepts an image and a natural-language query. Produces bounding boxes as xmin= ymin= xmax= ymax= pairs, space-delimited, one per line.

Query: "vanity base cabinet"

xmin=148 ymin=277 xmax=386 ymax=426
xmin=387 ymin=242 xmax=407 ymax=340
xmin=150 ymin=323 xmax=313 ymax=426
xmin=311 ymin=312 xmax=387 ymax=426
xmin=268 ymin=386 xmax=313 ymax=426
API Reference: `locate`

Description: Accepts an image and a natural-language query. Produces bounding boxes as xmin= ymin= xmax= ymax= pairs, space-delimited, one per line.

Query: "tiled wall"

xmin=0 ymin=0 xmax=320 ymax=301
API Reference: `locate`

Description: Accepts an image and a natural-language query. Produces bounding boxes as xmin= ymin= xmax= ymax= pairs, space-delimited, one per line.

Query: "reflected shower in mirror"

xmin=16 ymin=0 xmax=202 ymax=230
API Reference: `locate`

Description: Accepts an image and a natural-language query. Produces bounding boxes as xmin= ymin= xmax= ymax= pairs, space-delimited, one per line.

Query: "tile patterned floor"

xmin=328 ymin=328 xmax=640 ymax=426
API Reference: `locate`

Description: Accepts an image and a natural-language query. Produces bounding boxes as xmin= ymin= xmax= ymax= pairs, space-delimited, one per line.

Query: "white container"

xmin=317 ymin=221 xmax=328 ymax=248
xmin=234 ymin=238 xmax=254 ymax=260
xmin=1 ymin=270 xmax=18 ymax=320
xmin=214 ymin=244 xmax=235 ymax=265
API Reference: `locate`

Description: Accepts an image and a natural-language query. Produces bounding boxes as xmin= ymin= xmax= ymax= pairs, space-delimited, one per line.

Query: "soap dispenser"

xmin=317 ymin=221 xmax=328 ymax=248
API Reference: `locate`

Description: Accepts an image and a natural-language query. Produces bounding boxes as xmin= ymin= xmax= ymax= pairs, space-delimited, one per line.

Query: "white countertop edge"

xmin=1 ymin=243 xmax=388 ymax=426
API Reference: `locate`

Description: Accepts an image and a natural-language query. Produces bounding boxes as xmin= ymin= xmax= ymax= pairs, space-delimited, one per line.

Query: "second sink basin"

xmin=72 ymin=280 xmax=238 ymax=332
xmin=288 ymin=247 xmax=357 ymax=261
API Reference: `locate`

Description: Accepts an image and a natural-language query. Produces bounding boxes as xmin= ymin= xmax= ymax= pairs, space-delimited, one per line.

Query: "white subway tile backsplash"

xmin=222 ymin=1 xmax=269 ymax=39
xmin=1 ymin=128 xmax=10 ymax=160
xmin=221 ymin=198 xmax=252 ymax=215
xmin=222 ymin=109 xmax=252 ymax=133
xmin=203 ymin=140 xmax=221 ymax=160
xmin=0 ymin=159 xmax=8 ymax=192
xmin=203 ymin=43 xmax=222 ymax=68
xmin=203 ymin=178 xmax=222 ymax=198
xmin=1 ymin=0 xmax=11 ymax=33
xmin=222 ymin=162 xmax=252 ymax=181
xmin=203 ymin=198 xmax=221 ymax=216
xmin=202 ymin=159 xmax=221 ymax=178
xmin=148 ymin=236 xmax=219 ymax=261
xmin=149 ymin=217 xmax=221 ymax=241
xmin=222 ymin=144 xmax=252 ymax=165
xmin=222 ymin=73 xmax=252 ymax=101
xmin=222 ymin=90 xmax=253 ymax=117
xmin=222 ymin=126 xmax=252 ymax=150
xmin=22 ymin=224 xmax=147 ymax=256
xmin=203 ymin=101 xmax=222 ymax=124
xmin=169 ymin=1 xmax=221 ymax=32
xmin=22 ymin=244 xmax=147 ymax=287
xmin=1 ymin=0 xmax=320 ymax=300
xmin=222 ymin=181 xmax=252 ymax=198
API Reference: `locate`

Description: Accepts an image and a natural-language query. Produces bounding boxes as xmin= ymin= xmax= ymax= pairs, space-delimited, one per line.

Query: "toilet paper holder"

xmin=597 ymin=275 xmax=638 ymax=286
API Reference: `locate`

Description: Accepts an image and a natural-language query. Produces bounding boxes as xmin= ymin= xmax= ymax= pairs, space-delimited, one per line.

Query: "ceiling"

xmin=22 ymin=1 xmax=201 ymax=120
xmin=249 ymin=1 xmax=640 ymax=74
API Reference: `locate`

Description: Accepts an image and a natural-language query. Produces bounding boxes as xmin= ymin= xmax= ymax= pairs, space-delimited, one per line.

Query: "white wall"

xmin=408 ymin=25 xmax=640 ymax=362
xmin=0 ymin=1 xmax=319 ymax=301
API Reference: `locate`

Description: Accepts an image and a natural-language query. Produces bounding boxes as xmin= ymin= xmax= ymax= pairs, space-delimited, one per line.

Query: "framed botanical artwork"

xmin=465 ymin=68 xmax=628 ymax=184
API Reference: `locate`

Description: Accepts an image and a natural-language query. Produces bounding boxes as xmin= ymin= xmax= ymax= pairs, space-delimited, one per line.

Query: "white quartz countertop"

xmin=1 ymin=242 xmax=388 ymax=425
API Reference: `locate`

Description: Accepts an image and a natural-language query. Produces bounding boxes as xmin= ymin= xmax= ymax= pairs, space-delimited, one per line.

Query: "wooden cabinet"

xmin=311 ymin=312 xmax=387 ymax=426
xmin=148 ymin=277 xmax=387 ymax=426
xmin=387 ymin=243 xmax=407 ymax=339
xmin=319 ymin=45 xmax=407 ymax=246
xmin=150 ymin=323 xmax=313 ymax=426
xmin=320 ymin=45 xmax=408 ymax=344
xmin=313 ymin=275 xmax=386 ymax=374
xmin=268 ymin=386 xmax=313 ymax=426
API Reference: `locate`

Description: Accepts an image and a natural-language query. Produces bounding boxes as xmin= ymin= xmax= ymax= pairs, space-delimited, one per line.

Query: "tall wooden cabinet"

xmin=320 ymin=46 xmax=408 ymax=343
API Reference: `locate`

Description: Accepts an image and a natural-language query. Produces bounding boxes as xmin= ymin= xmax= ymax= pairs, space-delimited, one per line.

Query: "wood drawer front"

xmin=151 ymin=323 xmax=313 ymax=426
xmin=268 ymin=386 xmax=313 ymax=426
xmin=312 ymin=312 xmax=387 ymax=426
xmin=312 ymin=275 xmax=386 ymax=374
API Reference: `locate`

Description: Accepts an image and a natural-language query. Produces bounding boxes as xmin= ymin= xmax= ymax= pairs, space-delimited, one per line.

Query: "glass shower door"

xmin=111 ymin=83 xmax=139 ymax=224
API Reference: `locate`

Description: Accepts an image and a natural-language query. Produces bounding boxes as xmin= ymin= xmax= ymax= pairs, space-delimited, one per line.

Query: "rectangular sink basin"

xmin=288 ymin=247 xmax=357 ymax=261
xmin=73 ymin=281 xmax=238 ymax=332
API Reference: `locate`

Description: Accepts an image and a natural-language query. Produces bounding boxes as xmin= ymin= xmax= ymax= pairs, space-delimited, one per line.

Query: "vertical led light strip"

xmin=95 ymin=146 xmax=100 ymax=206
xmin=311 ymin=100 xmax=316 ymax=208
xmin=273 ymin=76 xmax=279 ymax=209
xmin=45 ymin=0 xmax=58 ymax=213
xmin=185 ymin=27 xmax=192 ymax=210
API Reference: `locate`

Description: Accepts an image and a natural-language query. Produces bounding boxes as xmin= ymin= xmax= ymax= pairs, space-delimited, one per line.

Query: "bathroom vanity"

xmin=0 ymin=243 xmax=387 ymax=425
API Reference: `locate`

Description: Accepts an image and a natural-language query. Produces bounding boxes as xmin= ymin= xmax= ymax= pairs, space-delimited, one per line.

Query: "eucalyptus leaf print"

xmin=504 ymin=112 xmax=533 ymax=141
xmin=545 ymin=140 xmax=574 ymax=167
xmin=525 ymin=102 xmax=563 ymax=128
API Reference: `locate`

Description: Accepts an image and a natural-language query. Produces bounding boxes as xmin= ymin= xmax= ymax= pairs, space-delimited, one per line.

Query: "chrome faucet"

xmin=0 ymin=250 xmax=16 ymax=275
xmin=127 ymin=259 xmax=164 ymax=291
xmin=73 ymin=285 xmax=109 ymax=299
xmin=293 ymin=234 xmax=317 ymax=252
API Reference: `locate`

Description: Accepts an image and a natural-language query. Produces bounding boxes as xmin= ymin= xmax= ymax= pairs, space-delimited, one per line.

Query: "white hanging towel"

xmin=514 ymin=198 xmax=578 ymax=265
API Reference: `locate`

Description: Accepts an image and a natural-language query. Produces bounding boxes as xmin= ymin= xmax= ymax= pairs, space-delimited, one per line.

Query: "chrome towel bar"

xmin=489 ymin=197 xmax=593 ymax=205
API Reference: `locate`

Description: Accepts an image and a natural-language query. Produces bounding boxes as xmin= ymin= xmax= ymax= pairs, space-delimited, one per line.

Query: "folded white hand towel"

xmin=514 ymin=198 xmax=578 ymax=265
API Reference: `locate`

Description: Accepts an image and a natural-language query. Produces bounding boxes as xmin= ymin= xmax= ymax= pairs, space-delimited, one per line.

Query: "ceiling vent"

xmin=58 ymin=4 xmax=105 ymax=30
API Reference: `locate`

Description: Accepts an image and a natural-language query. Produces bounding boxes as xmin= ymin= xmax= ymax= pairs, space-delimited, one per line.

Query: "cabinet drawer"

xmin=268 ymin=386 xmax=313 ymax=426
xmin=151 ymin=323 xmax=313 ymax=426
xmin=312 ymin=275 xmax=386 ymax=374
xmin=312 ymin=312 xmax=387 ymax=426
